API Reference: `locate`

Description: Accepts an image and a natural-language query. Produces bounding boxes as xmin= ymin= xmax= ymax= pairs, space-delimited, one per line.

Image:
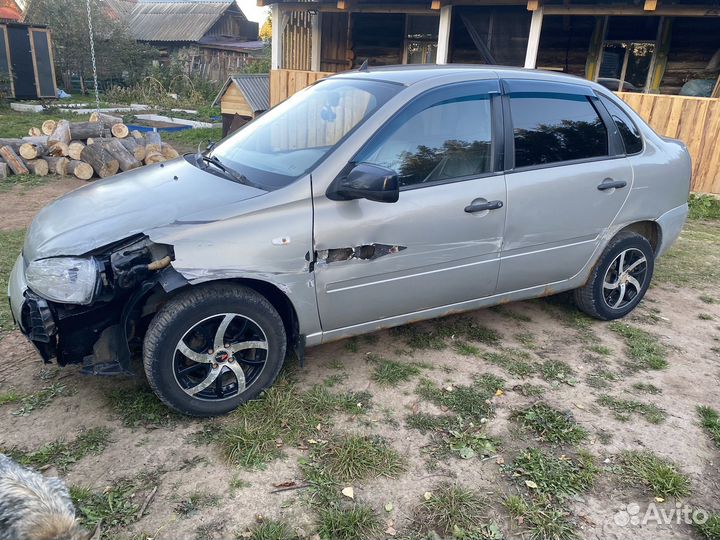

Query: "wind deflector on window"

xmin=503 ymin=79 xmax=596 ymax=98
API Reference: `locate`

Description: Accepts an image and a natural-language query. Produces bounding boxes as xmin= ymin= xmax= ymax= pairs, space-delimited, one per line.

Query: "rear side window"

xmin=598 ymin=94 xmax=643 ymax=155
xmin=509 ymin=93 xmax=608 ymax=168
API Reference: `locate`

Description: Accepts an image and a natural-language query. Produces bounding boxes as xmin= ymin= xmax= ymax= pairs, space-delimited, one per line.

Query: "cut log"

xmin=144 ymin=131 xmax=162 ymax=155
xmin=102 ymin=139 xmax=141 ymax=171
xmin=119 ymin=137 xmax=145 ymax=162
xmin=67 ymin=160 xmax=94 ymax=181
xmin=130 ymin=130 xmax=144 ymax=140
xmin=111 ymin=123 xmax=129 ymax=139
xmin=19 ymin=143 xmax=46 ymax=160
xmin=90 ymin=112 xmax=123 ymax=126
xmin=81 ymin=144 xmax=119 ymax=178
xmin=0 ymin=138 xmax=24 ymax=152
xmin=20 ymin=136 xmax=49 ymax=145
xmin=25 ymin=158 xmax=49 ymax=176
xmin=48 ymin=119 xmax=72 ymax=147
xmin=45 ymin=156 xmax=69 ymax=176
xmin=0 ymin=161 xmax=8 ymax=179
xmin=160 ymin=143 xmax=179 ymax=160
xmin=144 ymin=151 xmax=166 ymax=165
xmin=86 ymin=137 xmax=113 ymax=146
xmin=28 ymin=127 xmax=42 ymax=137
xmin=41 ymin=120 xmax=57 ymax=136
xmin=68 ymin=141 xmax=86 ymax=161
xmin=0 ymin=146 xmax=29 ymax=174
xmin=47 ymin=142 xmax=69 ymax=157
xmin=69 ymin=121 xmax=105 ymax=140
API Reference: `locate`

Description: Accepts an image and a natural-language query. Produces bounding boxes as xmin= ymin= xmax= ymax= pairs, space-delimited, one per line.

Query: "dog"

xmin=0 ymin=453 xmax=89 ymax=540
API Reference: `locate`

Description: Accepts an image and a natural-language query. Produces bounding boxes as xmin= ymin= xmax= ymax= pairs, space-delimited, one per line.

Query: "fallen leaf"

xmin=342 ymin=486 xmax=354 ymax=499
xmin=655 ymin=497 xmax=665 ymax=503
xmin=308 ymin=439 xmax=318 ymax=444
xmin=525 ymin=480 xmax=538 ymax=489
xmin=458 ymin=446 xmax=475 ymax=459
xmin=316 ymin=424 xmax=322 ymax=431
xmin=424 ymin=491 xmax=433 ymax=500
xmin=574 ymin=403 xmax=585 ymax=410
xmin=496 ymin=457 xmax=505 ymax=465
xmin=495 ymin=389 xmax=504 ymax=397
xmin=385 ymin=502 xmax=394 ymax=512
xmin=385 ymin=526 xmax=397 ymax=536
xmin=445 ymin=385 xmax=454 ymax=392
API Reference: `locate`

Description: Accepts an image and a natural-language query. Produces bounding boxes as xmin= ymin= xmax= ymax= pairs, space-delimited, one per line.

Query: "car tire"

xmin=143 ymin=283 xmax=286 ymax=417
xmin=574 ymin=231 xmax=655 ymax=321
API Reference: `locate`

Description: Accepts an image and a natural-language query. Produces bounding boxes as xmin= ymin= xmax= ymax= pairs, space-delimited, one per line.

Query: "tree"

xmin=24 ymin=0 xmax=157 ymax=92
xmin=259 ymin=11 xmax=272 ymax=42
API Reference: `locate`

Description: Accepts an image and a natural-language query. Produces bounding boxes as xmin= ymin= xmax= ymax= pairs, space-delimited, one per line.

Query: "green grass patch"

xmin=0 ymin=108 xmax=92 ymax=139
xmin=698 ymin=405 xmax=720 ymax=449
xmin=406 ymin=413 xmax=498 ymax=460
xmin=317 ymin=506 xmax=380 ymax=540
xmin=0 ymin=229 xmax=25 ymax=336
xmin=699 ymin=313 xmax=715 ymax=321
xmin=654 ymin=221 xmax=720 ymax=287
xmin=700 ymin=294 xmax=717 ymax=304
xmin=107 ymin=384 xmax=181 ymax=428
xmin=597 ymin=394 xmax=666 ymax=424
xmin=417 ymin=483 xmax=488 ymax=536
xmin=13 ymin=383 xmax=71 ymax=416
xmin=540 ymin=359 xmax=575 ymax=384
xmin=695 ymin=512 xmax=720 ymax=540
xmin=609 ymin=323 xmax=668 ymax=370
xmin=587 ymin=344 xmax=612 ymax=356
xmin=514 ymin=383 xmax=546 ymax=397
xmin=585 ymin=368 xmax=619 ymax=390
xmin=515 ymin=332 xmax=538 ymax=350
xmin=175 ymin=491 xmax=220 ymax=517
xmin=161 ymin=126 xmax=222 ymax=149
xmin=689 ymin=193 xmax=720 ymax=220
xmin=503 ymin=495 xmax=577 ymax=540
xmin=250 ymin=519 xmax=296 ymax=540
xmin=490 ymin=305 xmax=532 ymax=323
xmin=631 ymin=382 xmax=661 ymax=394
xmin=512 ymin=403 xmax=587 ymax=445
xmin=618 ymin=450 xmax=691 ymax=498
xmin=484 ymin=349 xmax=536 ymax=378
xmin=311 ymin=434 xmax=405 ymax=483
xmin=392 ymin=315 xmax=501 ymax=351
xmin=417 ymin=374 xmax=504 ymax=424
xmin=0 ymin=390 xmax=23 ymax=405
xmin=511 ymin=448 xmax=597 ymax=499
xmin=2 ymin=427 xmax=112 ymax=472
xmin=367 ymin=354 xmax=422 ymax=387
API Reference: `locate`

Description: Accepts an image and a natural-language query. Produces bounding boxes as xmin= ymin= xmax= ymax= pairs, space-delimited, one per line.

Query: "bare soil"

xmin=1 ymin=182 xmax=719 ymax=540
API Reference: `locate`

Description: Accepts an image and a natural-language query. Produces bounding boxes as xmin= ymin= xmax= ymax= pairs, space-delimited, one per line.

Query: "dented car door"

xmin=313 ymin=80 xmax=506 ymax=332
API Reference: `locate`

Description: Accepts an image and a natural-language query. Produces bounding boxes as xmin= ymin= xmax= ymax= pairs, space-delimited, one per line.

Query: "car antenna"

xmin=359 ymin=58 xmax=369 ymax=72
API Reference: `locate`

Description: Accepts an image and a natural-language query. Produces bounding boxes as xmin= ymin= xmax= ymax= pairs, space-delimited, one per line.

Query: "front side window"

xmin=598 ymin=94 xmax=643 ymax=154
xmin=356 ymin=90 xmax=494 ymax=188
xmin=211 ymin=78 xmax=400 ymax=190
xmin=510 ymin=92 xmax=609 ymax=168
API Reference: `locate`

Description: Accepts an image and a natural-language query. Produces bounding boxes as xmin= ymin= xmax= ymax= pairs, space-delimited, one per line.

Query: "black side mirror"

xmin=328 ymin=163 xmax=399 ymax=203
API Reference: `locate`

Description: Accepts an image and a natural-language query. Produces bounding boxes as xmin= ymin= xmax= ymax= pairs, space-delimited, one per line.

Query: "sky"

xmin=237 ymin=0 xmax=269 ymax=23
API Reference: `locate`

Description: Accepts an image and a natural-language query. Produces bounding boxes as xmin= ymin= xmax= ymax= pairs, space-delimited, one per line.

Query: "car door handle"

xmin=597 ymin=179 xmax=627 ymax=191
xmin=464 ymin=199 xmax=504 ymax=213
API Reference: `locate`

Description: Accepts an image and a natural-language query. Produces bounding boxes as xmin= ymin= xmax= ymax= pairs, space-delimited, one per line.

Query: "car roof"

xmin=330 ymin=64 xmax=602 ymax=91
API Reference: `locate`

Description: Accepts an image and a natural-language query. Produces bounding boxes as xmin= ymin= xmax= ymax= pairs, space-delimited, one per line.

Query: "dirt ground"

xmin=1 ymin=181 xmax=719 ymax=540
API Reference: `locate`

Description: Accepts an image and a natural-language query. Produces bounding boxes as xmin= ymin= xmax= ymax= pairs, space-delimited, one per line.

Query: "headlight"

xmin=26 ymin=257 xmax=99 ymax=305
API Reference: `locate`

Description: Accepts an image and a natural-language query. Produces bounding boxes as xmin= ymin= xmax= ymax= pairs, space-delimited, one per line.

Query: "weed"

xmin=484 ymin=349 xmax=536 ymax=378
xmin=417 ymin=374 xmax=504 ymax=424
xmin=699 ymin=313 xmax=715 ymax=321
xmin=0 ymin=390 xmax=22 ymax=405
xmin=323 ymin=373 xmax=348 ymax=388
xmin=503 ymin=495 xmax=528 ymax=517
xmin=368 ymin=354 xmax=422 ymax=387
xmin=695 ymin=512 xmax=720 ymax=540
xmin=597 ymin=430 xmax=613 ymax=444
xmin=250 ymin=519 xmax=296 ymax=540
xmin=107 ymin=384 xmax=181 ymax=428
xmin=512 ymin=404 xmax=587 ymax=445
xmin=688 ymin=193 xmax=720 ymax=220
xmin=344 ymin=337 xmax=359 ymax=353
xmin=418 ymin=483 xmax=487 ymax=535
xmin=585 ymin=368 xmax=619 ymax=390
xmin=632 ymin=382 xmax=661 ymax=394
xmin=698 ymin=406 xmax=720 ymax=449
xmin=454 ymin=341 xmax=482 ymax=357
xmin=405 ymin=413 xmax=453 ymax=432
xmin=392 ymin=323 xmax=446 ymax=350
xmin=406 ymin=414 xmax=498 ymax=460
xmin=597 ymin=394 xmax=666 ymax=424
xmin=618 ymin=450 xmax=691 ymax=498
xmin=515 ymin=332 xmax=538 ymax=350
xmin=175 ymin=492 xmax=220 ymax=517
xmin=609 ymin=323 xmax=668 ymax=370
xmin=317 ymin=506 xmax=379 ymax=540
xmin=2 ymin=427 xmax=112 ymax=472
xmin=13 ymin=383 xmax=71 ymax=416
xmin=228 ymin=475 xmax=251 ymax=496
xmin=393 ymin=316 xmax=501 ymax=350
xmin=654 ymin=221 xmax=720 ymax=287
xmin=511 ymin=448 xmax=597 ymax=499
xmin=491 ymin=306 xmax=532 ymax=323
xmin=505 ymin=495 xmax=577 ymax=540
xmin=587 ymin=344 xmax=612 ymax=356
xmin=312 ymin=435 xmax=405 ymax=482
xmin=540 ymin=360 xmax=574 ymax=384
xmin=700 ymin=294 xmax=717 ymax=304
xmin=162 ymin=127 xmax=223 ymax=148
xmin=514 ymin=383 xmax=546 ymax=397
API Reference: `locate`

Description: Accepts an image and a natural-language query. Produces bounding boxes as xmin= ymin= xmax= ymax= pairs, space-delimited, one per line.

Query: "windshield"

xmin=210 ymin=78 xmax=401 ymax=190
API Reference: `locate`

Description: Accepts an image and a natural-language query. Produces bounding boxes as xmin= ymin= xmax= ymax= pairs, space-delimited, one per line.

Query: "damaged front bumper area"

xmin=7 ymin=237 xmax=185 ymax=374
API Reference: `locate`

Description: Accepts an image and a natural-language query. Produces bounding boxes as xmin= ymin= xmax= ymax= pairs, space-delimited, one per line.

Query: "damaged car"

xmin=8 ymin=66 xmax=691 ymax=416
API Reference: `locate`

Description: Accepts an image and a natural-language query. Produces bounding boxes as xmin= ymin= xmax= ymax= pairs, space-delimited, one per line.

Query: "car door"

xmin=313 ymin=80 xmax=507 ymax=332
xmin=496 ymin=79 xmax=633 ymax=293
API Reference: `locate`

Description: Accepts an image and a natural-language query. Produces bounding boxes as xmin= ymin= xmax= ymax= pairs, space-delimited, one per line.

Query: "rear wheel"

xmin=574 ymin=232 xmax=654 ymax=320
xmin=143 ymin=284 xmax=286 ymax=417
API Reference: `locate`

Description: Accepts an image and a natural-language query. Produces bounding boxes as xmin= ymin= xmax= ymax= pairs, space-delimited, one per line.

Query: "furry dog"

xmin=0 ymin=453 xmax=89 ymax=540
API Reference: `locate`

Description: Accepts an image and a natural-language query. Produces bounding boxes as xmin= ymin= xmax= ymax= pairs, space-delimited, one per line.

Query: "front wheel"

xmin=143 ymin=284 xmax=287 ymax=417
xmin=574 ymin=232 xmax=655 ymax=320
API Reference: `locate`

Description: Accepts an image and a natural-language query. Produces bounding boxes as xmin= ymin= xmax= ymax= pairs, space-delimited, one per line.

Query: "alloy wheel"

xmin=602 ymin=247 xmax=648 ymax=310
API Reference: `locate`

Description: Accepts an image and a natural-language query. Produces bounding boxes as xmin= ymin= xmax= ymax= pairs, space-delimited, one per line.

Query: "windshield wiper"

xmin=198 ymin=154 xmax=251 ymax=185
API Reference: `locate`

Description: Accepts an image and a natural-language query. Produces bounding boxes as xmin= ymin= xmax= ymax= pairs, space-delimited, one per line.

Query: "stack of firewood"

xmin=0 ymin=112 xmax=180 ymax=181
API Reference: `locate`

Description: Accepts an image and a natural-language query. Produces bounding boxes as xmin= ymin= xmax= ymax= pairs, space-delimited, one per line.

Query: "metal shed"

xmin=213 ymin=73 xmax=270 ymax=135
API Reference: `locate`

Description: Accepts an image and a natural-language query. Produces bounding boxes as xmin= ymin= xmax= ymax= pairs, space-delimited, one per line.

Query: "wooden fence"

xmin=269 ymin=70 xmax=720 ymax=194
xmin=617 ymin=92 xmax=720 ymax=194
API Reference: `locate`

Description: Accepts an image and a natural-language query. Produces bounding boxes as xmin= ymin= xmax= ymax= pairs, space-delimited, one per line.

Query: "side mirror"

xmin=328 ymin=163 xmax=399 ymax=203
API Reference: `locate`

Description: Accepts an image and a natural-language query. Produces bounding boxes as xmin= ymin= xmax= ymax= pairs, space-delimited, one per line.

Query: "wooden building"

xmin=213 ymin=73 xmax=270 ymax=135
xmin=264 ymin=0 xmax=720 ymax=193
xmin=0 ymin=22 xmax=57 ymax=99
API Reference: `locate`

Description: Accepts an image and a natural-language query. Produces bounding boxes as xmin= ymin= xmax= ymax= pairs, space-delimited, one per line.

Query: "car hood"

xmin=24 ymin=157 xmax=266 ymax=261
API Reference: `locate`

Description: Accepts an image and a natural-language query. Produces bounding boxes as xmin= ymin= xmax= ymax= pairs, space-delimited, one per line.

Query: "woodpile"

xmin=0 ymin=115 xmax=180 ymax=181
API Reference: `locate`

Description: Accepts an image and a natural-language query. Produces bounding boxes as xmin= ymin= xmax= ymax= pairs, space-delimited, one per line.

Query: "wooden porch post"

xmin=437 ymin=5 xmax=452 ymax=64
xmin=311 ymin=11 xmax=322 ymax=72
xmin=271 ymin=3 xmax=288 ymax=70
xmin=524 ymin=5 xmax=544 ymax=69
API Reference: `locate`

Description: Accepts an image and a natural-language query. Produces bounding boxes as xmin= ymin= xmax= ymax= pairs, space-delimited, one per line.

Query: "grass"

xmin=609 ymin=323 xmax=668 ymax=370
xmin=406 ymin=413 xmax=498 ymax=460
xmin=585 ymin=367 xmax=619 ymax=390
xmin=618 ymin=450 xmax=691 ymax=498
xmin=0 ymin=390 xmax=23 ymax=405
xmin=417 ymin=374 xmax=504 ymax=424
xmin=217 ymin=380 xmax=369 ymax=469
xmin=587 ymin=344 xmax=612 ymax=356
xmin=504 ymin=495 xmax=577 ymax=540
xmin=312 ymin=434 xmax=405 ymax=482
xmin=161 ymin=126 xmax=222 ymax=149
xmin=175 ymin=491 xmax=220 ymax=516
xmin=698 ymin=405 xmax=720 ymax=448
xmin=700 ymin=294 xmax=716 ymax=304
xmin=484 ymin=349 xmax=536 ymax=378
xmin=392 ymin=315 xmax=501 ymax=350
xmin=0 ymin=229 xmax=25 ymax=336
xmin=688 ymin=193 xmax=720 ymax=220
xmin=317 ymin=506 xmax=380 ymax=540
xmin=416 ymin=483 xmax=487 ymax=535
xmin=696 ymin=513 xmax=720 ymax=540
xmin=512 ymin=403 xmax=588 ymax=445
xmin=515 ymin=383 xmax=546 ymax=397
xmin=367 ymin=354 xmax=422 ymax=387
xmin=491 ymin=305 xmax=532 ymax=323
xmin=13 ymin=383 xmax=71 ymax=416
xmin=107 ymin=384 xmax=181 ymax=428
xmin=515 ymin=332 xmax=538 ymax=350
xmin=539 ymin=360 xmax=575 ymax=384
xmin=2 ymin=427 xmax=112 ymax=472
xmin=654 ymin=221 xmax=720 ymax=287
xmin=250 ymin=519 xmax=296 ymax=540
xmin=511 ymin=448 xmax=597 ymax=499
xmin=631 ymin=382 xmax=662 ymax=394
xmin=0 ymin=108 xmax=92 ymax=139
xmin=699 ymin=313 xmax=715 ymax=320
xmin=597 ymin=394 xmax=666 ymax=424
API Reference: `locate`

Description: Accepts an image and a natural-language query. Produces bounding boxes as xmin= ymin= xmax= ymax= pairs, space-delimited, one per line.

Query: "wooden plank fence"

xmin=269 ymin=70 xmax=720 ymax=194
